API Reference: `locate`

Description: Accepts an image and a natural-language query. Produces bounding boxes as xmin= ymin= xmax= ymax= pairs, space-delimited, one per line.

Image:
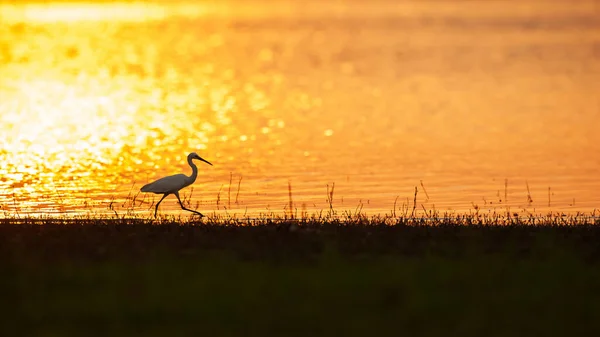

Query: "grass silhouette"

xmin=1 ymin=213 xmax=600 ymax=336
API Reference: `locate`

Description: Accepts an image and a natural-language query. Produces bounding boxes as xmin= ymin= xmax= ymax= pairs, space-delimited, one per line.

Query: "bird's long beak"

xmin=198 ymin=156 xmax=213 ymax=166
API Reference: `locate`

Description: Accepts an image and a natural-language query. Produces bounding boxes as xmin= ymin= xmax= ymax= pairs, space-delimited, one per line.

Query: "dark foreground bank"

xmin=1 ymin=217 xmax=600 ymax=337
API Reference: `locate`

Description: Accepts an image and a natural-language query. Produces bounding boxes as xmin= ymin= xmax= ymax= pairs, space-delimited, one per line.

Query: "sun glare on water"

xmin=0 ymin=2 xmax=222 ymax=214
xmin=0 ymin=1 xmax=294 ymax=215
xmin=0 ymin=2 xmax=218 ymax=23
xmin=1 ymin=74 xmax=172 ymax=212
xmin=1 ymin=0 xmax=599 ymax=216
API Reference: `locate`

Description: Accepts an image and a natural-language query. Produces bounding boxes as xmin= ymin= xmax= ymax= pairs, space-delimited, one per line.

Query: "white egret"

xmin=140 ymin=152 xmax=213 ymax=218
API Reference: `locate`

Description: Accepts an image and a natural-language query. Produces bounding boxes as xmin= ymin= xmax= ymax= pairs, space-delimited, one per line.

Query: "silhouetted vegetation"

xmin=2 ymin=214 xmax=600 ymax=336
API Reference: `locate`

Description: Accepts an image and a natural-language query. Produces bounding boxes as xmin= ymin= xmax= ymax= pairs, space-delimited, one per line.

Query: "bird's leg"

xmin=174 ymin=191 xmax=204 ymax=217
xmin=154 ymin=194 xmax=169 ymax=218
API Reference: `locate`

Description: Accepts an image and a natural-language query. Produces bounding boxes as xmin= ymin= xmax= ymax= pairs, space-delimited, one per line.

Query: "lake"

xmin=0 ymin=0 xmax=599 ymax=217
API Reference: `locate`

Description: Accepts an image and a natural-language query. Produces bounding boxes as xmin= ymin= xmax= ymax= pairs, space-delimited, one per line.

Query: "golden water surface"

xmin=1 ymin=0 xmax=599 ymax=217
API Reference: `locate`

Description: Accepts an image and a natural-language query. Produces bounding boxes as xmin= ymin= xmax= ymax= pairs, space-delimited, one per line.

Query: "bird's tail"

xmin=140 ymin=183 xmax=152 ymax=192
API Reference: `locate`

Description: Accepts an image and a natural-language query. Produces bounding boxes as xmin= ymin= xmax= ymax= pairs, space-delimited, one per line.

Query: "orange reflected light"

xmin=0 ymin=2 xmax=218 ymax=24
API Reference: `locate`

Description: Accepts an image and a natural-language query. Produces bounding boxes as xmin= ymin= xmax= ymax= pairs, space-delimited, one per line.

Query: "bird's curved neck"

xmin=186 ymin=156 xmax=198 ymax=185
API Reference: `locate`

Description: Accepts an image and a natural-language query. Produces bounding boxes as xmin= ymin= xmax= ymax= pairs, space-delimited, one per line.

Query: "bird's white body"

xmin=141 ymin=173 xmax=190 ymax=194
xmin=140 ymin=152 xmax=212 ymax=217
